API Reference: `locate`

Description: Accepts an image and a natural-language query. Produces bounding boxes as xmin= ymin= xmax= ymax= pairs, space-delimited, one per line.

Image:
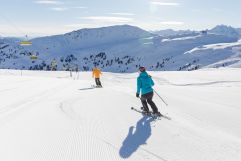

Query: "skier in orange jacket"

xmin=92 ymin=67 xmax=102 ymax=87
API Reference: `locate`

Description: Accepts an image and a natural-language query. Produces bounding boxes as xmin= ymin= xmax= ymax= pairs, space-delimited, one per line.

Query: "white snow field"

xmin=0 ymin=68 xmax=241 ymax=161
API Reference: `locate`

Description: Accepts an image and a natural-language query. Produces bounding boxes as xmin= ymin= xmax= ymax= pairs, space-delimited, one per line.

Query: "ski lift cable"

xmin=0 ymin=13 xmax=32 ymax=45
xmin=0 ymin=13 xmax=26 ymax=37
xmin=0 ymin=29 xmax=7 ymax=38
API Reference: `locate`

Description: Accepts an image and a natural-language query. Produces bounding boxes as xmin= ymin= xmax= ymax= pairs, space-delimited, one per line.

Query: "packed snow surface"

xmin=0 ymin=68 xmax=241 ymax=161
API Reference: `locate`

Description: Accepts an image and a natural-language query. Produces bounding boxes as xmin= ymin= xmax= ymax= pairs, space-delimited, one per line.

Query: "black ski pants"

xmin=95 ymin=78 xmax=102 ymax=86
xmin=140 ymin=92 xmax=158 ymax=113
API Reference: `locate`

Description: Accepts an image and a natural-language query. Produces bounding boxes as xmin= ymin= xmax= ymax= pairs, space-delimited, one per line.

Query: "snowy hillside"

xmin=184 ymin=40 xmax=241 ymax=68
xmin=236 ymin=28 xmax=241 ymax=35
xmin=0 ymin=68 xmax=241 ymax=161
xmin=0 ymin=25 xmax=241 ymax=72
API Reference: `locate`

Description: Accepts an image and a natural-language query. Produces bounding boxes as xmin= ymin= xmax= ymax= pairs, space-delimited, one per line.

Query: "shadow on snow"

xmin=119 ymin=116 xmax=155 ymax=158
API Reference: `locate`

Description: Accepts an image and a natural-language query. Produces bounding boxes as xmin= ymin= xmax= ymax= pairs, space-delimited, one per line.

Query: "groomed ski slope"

xmin=0 ymin=68 xmax=241 ymax=161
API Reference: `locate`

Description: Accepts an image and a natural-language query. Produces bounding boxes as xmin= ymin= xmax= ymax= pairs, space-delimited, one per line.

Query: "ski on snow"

xmin=131 ymin=107 xmax=171 ymax=120
xmin=91 ymin=85 xmax=103 ymax=88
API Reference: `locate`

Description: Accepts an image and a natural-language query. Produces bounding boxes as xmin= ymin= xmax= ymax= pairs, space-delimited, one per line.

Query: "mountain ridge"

xmin=0 ymin=24 xmax=240 ymax=72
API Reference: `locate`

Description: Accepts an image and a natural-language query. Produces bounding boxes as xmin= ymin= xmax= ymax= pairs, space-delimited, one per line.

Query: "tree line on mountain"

xmin=0 ymin=43 xmax=204 ymax=72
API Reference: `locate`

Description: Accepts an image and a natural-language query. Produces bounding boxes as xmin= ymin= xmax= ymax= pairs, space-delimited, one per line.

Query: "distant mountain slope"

xmin=209 ymin=25 xmax=240 ymax=38
xmin=0 ymin=25 xmax=240 ymax=72
xmin=151 ymin=29 xmax=197 ymax=38
xmin=31 ymin=25 xmax=153 ymax=51
xmin=235 ymin=28 xmax=241 ymax=35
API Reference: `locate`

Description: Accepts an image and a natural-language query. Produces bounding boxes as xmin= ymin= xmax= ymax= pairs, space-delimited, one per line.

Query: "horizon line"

xmin=0 ymin=24 xmax=240 ymax=38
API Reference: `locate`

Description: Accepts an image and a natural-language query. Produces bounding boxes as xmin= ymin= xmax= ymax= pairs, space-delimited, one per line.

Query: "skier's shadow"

xmin=119 ymin=116 xmax=154 ymax=158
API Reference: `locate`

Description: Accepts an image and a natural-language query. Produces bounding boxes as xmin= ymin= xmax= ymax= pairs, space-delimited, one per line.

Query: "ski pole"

xmin=154 ymin=89 xmax=168 ymax=106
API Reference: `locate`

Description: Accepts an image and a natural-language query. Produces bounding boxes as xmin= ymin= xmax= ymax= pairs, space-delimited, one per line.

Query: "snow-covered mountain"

xmin=0 ymin=25 xmax=240 ymax=72
xmin=0 ymin=37 xmax=21 ymax=44
xmin=154 ymin=25 xmax=241 ymax=38
xmin=31 ymin=25 xmax=153 ymax=51
xmin=236 ymin=28 xmax=241 ymax=35
xmin=151 ymin=29 xmax=197 ymax=38
xmin=209 ymin=25 xmax=240 ymax=38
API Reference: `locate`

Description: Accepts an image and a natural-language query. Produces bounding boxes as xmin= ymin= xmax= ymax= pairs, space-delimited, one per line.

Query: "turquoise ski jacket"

xmin=137 ymin=71 xmax=154 ymax=95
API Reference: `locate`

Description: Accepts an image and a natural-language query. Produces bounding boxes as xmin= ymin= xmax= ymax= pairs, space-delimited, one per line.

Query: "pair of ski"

xmin=91 ymin=85 xmax=103 ymax=88
xmin=131 ymin=107 xmax=171 ymax=120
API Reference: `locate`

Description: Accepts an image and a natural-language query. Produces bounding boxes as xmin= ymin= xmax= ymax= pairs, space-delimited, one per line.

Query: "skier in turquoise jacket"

xmin=136 ymin=66 xmax=160 ymax=115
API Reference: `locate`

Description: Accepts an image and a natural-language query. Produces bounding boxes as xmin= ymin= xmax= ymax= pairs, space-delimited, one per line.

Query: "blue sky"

xmin=0 ymin=0 xmax=240 ymax=37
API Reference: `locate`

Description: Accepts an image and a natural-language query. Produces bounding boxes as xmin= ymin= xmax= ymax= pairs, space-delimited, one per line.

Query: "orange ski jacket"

xmin=92 ymin=68 xmax=102 ymax=78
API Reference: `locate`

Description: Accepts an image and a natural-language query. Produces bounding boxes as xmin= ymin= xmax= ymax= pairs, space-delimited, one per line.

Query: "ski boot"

xmin=141 ymin=107 xmax=151 ymax=116
xmin=152 ymin=111 xmax=163 ymax=117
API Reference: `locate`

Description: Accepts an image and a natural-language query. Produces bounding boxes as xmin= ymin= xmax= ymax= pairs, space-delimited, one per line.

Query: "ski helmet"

xmin=139 ymin=66 xmax=146 ymax=72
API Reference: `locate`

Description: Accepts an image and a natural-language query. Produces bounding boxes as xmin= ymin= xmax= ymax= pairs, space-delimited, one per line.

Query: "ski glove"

xmin=136 ymin=93 xmax=139 ymax=98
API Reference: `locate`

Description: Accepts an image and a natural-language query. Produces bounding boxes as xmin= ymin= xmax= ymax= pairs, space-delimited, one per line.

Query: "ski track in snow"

xmin=0 ymin=69 xmax=241 ymax=161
